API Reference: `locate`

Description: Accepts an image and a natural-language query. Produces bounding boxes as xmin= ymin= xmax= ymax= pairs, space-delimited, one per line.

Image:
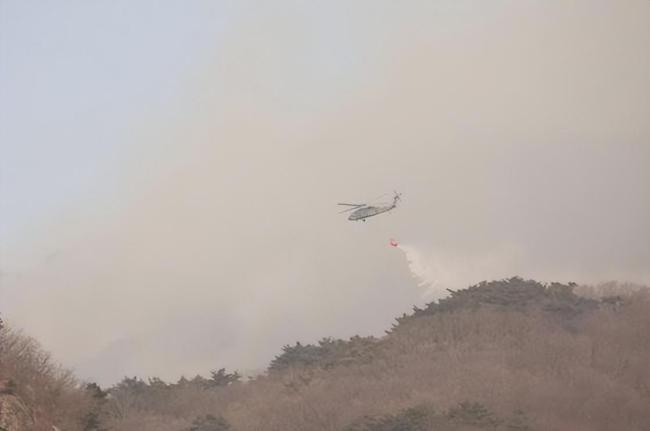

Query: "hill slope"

xmin=2 ymin=278 xmax=649 ymax=431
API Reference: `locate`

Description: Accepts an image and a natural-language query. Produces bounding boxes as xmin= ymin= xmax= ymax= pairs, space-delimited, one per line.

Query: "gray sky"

xmin=1 ymin=1 xmax=648 ymax=385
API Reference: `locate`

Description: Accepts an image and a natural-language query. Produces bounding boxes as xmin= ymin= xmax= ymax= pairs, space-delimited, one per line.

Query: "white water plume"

xmin=396 ymin=242 xmax=524 ymax=301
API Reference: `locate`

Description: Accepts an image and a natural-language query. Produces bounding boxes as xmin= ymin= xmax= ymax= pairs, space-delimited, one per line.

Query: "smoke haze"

xmin=1 ymin=1 xmax=648 ymax=385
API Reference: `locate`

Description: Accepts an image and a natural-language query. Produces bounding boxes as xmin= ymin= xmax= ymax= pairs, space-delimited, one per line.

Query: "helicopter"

xmin=338 ymin=191 xmax=402 ymax=222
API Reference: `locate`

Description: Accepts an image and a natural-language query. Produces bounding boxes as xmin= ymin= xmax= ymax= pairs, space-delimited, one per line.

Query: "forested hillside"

xmin=2 ymin=277 xmax=649 ymax=431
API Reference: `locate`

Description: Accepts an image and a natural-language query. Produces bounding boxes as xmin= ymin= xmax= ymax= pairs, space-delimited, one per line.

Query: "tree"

xmin=81 ymin=382 xmax=109 ymax=431
xmin=209 ymin=369 xmax=241 ymax=387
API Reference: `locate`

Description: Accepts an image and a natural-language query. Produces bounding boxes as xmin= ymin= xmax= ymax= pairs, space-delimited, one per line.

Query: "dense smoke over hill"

xmin=1 ymin=1 xmax=648 ymax=386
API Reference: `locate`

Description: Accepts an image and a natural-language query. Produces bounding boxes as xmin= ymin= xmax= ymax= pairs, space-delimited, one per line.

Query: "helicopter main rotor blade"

xmin=339 ymin=206 xmax=363 ymax=213
xmin=337 ymin=203 xmax=364 ymax=206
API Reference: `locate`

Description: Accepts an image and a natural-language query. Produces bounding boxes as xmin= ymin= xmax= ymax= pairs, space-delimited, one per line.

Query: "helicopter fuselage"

xmin=348 ymin=204 xmax=395 ymax=221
